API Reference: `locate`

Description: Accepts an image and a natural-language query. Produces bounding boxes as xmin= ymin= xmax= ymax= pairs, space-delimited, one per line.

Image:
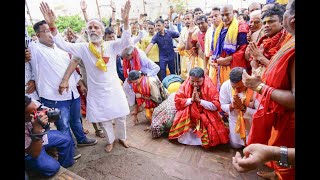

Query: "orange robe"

xmin=168 ymin=76 xmax=229 ymax=147
xmin=248 ymin=35 xmax=295 ymax=180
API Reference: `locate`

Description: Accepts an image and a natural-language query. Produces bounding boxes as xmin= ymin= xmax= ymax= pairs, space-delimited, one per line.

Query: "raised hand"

xmin=80 ymin=0 xmax=87 ymax=11
xmin=121 ymin=0 xmax=131 ymax=21
xmin=110 ymin=0 xmax=116 ymax=11
xmin=39 ymin=2 xmax=56 ymax=25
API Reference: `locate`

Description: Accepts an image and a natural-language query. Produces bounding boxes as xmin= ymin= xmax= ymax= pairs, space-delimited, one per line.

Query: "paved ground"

xmin=63 ymin=112 xmax=271 ymax=180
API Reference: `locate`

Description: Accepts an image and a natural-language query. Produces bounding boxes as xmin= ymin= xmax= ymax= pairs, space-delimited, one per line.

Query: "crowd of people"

xmin=25 ymin=0 xmax=295 ymax=179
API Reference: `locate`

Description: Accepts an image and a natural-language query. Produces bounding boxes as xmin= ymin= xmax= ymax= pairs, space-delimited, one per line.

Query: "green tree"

xmin=171 ymin=0 xmax=187 ymax=14
xmin=55 ymin=14 xmax=86 ymax=33
xmin=101 ymin=17 xmax=110 ymax=27
xmin=26 ymin=26 xmax=35 ymax=36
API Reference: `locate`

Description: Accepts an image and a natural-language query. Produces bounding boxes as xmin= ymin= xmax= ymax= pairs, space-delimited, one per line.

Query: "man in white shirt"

xmin=219 ymin=67 xmax=258 ymax=149
xmin=39 ymin=0 xmax=132 ymax=153
xmin=28 ymin=20 xmax=97 ymax=158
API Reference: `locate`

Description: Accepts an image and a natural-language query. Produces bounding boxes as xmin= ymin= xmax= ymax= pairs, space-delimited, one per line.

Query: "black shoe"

xmin=77 ymin=138 xmax=98 ymax=147
xmin=74 ymin=149 xmax=81 ymax=160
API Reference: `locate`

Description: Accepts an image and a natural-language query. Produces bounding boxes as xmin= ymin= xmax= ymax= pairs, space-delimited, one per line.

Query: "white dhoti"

xmin=123 ymin=79 xmax=136 ymax=107
xmin=99 ymin=116 xmax=127 ymax=144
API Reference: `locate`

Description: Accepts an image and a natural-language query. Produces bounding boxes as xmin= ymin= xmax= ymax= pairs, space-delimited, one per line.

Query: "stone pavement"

xmin=64 ymin=112 xmax=272 ymax=180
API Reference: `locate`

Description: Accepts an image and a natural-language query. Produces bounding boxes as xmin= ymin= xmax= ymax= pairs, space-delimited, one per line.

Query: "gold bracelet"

xmin=255 ymin=83 xmax=265 ymax=93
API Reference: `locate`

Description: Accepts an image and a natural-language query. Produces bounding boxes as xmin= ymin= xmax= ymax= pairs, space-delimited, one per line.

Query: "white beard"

xmin=89 ymin=34 xmax=103 ymax=43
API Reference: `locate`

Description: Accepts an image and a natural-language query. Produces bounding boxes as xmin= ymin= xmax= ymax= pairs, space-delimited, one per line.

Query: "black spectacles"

xmin=38 ymin=29 xmax=51 ymax=33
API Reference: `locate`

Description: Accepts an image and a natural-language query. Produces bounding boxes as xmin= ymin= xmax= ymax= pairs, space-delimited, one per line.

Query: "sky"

xmin=25 ymin=0 xmax=266 ymax=25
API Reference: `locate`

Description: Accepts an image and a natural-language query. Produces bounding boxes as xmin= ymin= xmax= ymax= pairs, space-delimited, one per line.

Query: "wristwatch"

xmin=278 ymin=146 xmax=289 ymax=167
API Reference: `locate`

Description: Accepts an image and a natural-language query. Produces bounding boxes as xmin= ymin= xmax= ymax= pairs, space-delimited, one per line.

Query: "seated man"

xmin=25 ymin=95 xmax=74 ymax=177
xmin=168 ymin=67 xmax=229 ymax=148
xmin=162 ymin=74 xmax=183 ymax=94
xmin=128 ymin=70 xmax=169 ymax=125
xmin=219 ymin=67 xmax=258 ymax=149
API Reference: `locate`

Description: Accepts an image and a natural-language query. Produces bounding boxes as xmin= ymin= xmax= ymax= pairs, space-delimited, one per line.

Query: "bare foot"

xmin=131 ymin=114 xmax=139 ymax=125
xmin=105 ymin=142 xmax=115 ymax=153
xmin=119 ymin=139 xmax=130 ymax=148
xmin=257 ymin=171 xmax=277 ymax=180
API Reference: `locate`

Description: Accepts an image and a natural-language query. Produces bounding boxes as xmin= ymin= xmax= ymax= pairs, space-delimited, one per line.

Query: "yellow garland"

xmin=89 ymin=42 xmax=107 ymax=72
xmin=231 ymin=88 xmax=248 ymax=145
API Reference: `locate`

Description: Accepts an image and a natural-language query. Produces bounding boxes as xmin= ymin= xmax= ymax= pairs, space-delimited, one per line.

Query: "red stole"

xmin=123 ymin=48 xmax=141 ymax=78
xmin=132 ymin=76 xmax=156 ymax=109
xmin=168 ymin=76 xmax=229 ymax=147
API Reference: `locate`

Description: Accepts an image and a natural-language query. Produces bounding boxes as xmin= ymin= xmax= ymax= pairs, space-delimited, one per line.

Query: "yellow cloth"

xmin=213 ymin=17 xmax=238 ymax=53
xmin=177 ymin=27 xmax=200 ymax=80
xmin=208 ymin=64 xmax=230 ymax=87
xmin=276 ymin=0 xmax=288 ymax=5
xmin=139 ymin=34 xmax=160 ymax=62
xmin=145 ymin=108 xmax=153 ymax=123
xmin=195 ymin=56 xmax=205 ymax=70
xmin=89 ymin=42 xmax=107 ymax=72
xmin=167 ymin=82 xmax=181 ymax=94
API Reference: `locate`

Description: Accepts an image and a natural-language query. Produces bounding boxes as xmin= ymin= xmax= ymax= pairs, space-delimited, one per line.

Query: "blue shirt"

xmin=151 ymin=29 xmax=180 ymax=62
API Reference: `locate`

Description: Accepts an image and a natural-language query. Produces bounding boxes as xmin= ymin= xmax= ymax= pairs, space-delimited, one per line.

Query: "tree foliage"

xmin=55 ymin=15 xmax=86 ymax=33
xmin=26 ymin=26 xmax=35 ymax=36
xmin=171 ymin=0 xmax=187 ymax=14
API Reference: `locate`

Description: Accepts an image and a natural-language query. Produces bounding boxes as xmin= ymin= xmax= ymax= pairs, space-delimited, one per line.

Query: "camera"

xmin=35 ymin=107 xmax=61 ymax=123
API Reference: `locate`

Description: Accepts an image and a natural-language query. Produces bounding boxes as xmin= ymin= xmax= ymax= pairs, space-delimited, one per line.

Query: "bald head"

xmin=248 ymin=2 xmax=262 ymax=13
xmin=221 ymin=5 xmax=234 ymax=26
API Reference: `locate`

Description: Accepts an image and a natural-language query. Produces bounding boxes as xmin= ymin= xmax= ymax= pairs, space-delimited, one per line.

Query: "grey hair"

xmin=229 ymin=67 xmax=244 ymax=83
xmin=128 ymin=70 xmax=141 ymax=81
xmin=121 ymin=45 xmax=135 ymax=58
xmin=87 ymin=18 xmax=106 ymax=34
xmin=250 ymin=10 xmax=262 ymax=19
xmin=189 ymin=67 xmax=204 ymax=78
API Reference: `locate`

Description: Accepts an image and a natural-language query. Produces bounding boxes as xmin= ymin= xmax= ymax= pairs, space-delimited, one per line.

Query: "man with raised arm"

xmin=40 ymin=0 xmax=132 ymax=153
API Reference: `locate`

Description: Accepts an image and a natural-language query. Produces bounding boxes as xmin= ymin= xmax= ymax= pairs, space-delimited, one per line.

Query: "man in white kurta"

xmin=39 ymin=0 xmax=132 ymax=152
xmin=219 ymin=67 xmax=258 ymax=149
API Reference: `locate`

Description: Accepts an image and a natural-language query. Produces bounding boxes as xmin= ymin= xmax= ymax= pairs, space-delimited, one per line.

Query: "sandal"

xmin=95 ymin=130 xmax=105 ymax=138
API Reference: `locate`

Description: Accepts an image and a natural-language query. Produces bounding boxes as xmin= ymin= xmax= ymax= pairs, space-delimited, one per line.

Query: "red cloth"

xmin=248 ymin=36 xmax=295 ymax=180
xmin=197 ymin=31 xmax=206 ymax=52
xmin=231 ymin=23 xmax=249 ymax=69
xmin=123 ymin=48 xmax=141 ymax=78
xmin=77 ymin=86 xmax=87 ymax=116
xmin=231 ymin=44 xmax=248 ymax=69
xmin=256 ymin=28 xmax=288 ymax=60
xmin=168 ymin=76 xmax=229 ymax=147
xmin=132 ymin=76 xmax=157 ymax=109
